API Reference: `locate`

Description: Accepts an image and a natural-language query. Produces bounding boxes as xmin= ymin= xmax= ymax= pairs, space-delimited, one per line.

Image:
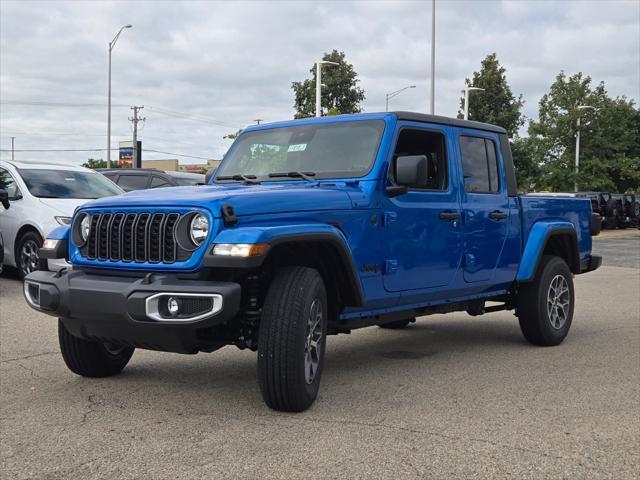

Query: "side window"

xmin=460 ymin=136 xmax=500 ymax=193
xmin=391 ymin=129 xmax=448 ymax=190
xmin=116 ymin=174 xmax=149 ymax=191
xmin=150 ymin=176 xmax=170 ymax=189
xmin=0 ymin=167 xmax=21 ymax=199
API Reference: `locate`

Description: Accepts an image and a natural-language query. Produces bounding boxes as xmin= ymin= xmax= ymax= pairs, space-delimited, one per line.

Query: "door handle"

xmin=439 ymin=211 xmax=461 ymax=221
xmin=489 ymin=210 xmax=508 ymax=220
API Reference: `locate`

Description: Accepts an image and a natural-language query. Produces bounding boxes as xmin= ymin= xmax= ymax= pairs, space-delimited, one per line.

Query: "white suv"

xmin=0 ymin=160 xmax=123 ymax=279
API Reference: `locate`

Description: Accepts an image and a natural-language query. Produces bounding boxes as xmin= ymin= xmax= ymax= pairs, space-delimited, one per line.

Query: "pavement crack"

xmin=291 ymin=416 xmax=610 ymax=473
xmin=1 ymin=351 xmax=58 ymax=364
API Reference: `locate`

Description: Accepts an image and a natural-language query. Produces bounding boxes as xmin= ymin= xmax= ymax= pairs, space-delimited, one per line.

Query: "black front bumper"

xmin=23 ymin=269 xmax=241 ymax=353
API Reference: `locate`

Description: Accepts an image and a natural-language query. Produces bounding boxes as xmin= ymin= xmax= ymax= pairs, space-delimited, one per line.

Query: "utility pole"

xmin=107 ymin=24 xmax=132 ymax=168
xmin=430 ymin=0 xmax=436 ymax=114
xmin=253 ymin=119 xmax=263 ymax=125
xmin=315 ymin=60 xmax=339 ymax=117
xmin=129 ymin=106 xmax=145 ymax=168
xmin=11 ymin=137 xmax=15 ymax=160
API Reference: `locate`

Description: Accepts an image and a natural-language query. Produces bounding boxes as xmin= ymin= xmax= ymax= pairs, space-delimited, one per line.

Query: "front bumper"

xmin=23 ymin=269 xmax=241 ymax=353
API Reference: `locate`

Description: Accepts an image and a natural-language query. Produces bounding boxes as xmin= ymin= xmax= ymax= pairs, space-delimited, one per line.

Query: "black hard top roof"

xmin=393 ymin=111 xmax=507 ymax=134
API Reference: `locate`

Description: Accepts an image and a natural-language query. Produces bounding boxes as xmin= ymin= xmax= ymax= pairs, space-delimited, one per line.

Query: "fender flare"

xmin=516 ymin=221 xmax=580 ymax=282
xmin=205 ymin=224 xmax=365 ymax=306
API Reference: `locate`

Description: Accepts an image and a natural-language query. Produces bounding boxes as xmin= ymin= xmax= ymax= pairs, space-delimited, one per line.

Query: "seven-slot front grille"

xmin=82 ymin=212 xmax=184 ymax=264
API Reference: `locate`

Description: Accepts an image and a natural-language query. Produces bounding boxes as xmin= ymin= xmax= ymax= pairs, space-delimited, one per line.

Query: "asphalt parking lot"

xmin=1 ymin=232 xmax=638 ymax=479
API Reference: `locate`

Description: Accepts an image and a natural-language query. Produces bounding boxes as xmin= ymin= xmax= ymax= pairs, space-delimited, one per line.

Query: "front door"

xmin=382 ymin=123 xmax=463 ymax=292
xmin=457 ymin=132 xmax=509 ymax=283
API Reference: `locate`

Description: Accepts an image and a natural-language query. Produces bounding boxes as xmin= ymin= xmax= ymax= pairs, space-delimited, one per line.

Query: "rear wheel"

xmin=58 ymin=320 xmax=134 ymax=377
xmin=516 ymin=255 xmax=575 ymax=346
xmin=257 ymin=266 xmax=327 ymax=412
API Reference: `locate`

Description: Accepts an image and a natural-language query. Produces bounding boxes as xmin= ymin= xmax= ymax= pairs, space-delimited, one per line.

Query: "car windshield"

xmin=216 ymin=120 xmax=385 ymax=181
xmin=19 ymin=169 xmax=123 ymax=199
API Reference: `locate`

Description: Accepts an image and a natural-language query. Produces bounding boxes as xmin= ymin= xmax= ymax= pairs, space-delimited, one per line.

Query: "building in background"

xmin=140 ymin=159 xmax=220 ymax=173
xmin=141 ymin=159 xmax=179 ymax=171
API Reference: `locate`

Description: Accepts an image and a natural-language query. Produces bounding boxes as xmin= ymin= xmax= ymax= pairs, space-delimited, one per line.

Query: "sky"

xmin=1 ymin=0 xmax=639 ymax=166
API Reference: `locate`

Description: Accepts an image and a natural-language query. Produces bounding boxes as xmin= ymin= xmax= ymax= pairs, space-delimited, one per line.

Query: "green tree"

xmin=511 ymin=137 xmax=542 ymax=192
xmin=82 ymin=158 xmax=109 ymax=169
xmin=82 ymin=158 xmax=132 ymax=169
xmin=292 ymin=50 xmax=365 ymax=119
xmin=457 ymin=53 xmax=524 ymax=138
xmin=528 ymin=71 xmax=639 ymax=192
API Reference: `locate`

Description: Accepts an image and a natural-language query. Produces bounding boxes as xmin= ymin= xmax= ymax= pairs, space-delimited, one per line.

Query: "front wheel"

xmin=58 ymin=320 xmax=134 ymax=377
xmin=17 ymin=231 xmax=42 ymax=280
xmin=516 ymin=255 xmax=575 ymax=346
xmin=257 ymin=266 xmax=327 ymax=412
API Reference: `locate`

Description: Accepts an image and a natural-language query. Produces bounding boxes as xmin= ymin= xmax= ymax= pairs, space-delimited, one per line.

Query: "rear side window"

xmin=460 ymin=136 xmax=500 ymax=193
xmin=150 ymin=176 xmax=170 ymax=188
xmin=117 ymin=174 xmax=149 ymax=191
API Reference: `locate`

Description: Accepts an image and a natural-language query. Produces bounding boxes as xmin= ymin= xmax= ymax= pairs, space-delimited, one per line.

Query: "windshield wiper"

xmin=268 ymin=171 xmax=316 ymax=182
xmin=216 ymin=174 xmax=260 ymax=185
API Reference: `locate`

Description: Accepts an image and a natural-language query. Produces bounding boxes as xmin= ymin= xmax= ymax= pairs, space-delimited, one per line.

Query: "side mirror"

xmin=205 ymin=167 xmax=217 ymax=184
xmin=0 ymin=189 xmax=9 ymax=210
xmin=386 ymin=155 xmax=429 ymax=197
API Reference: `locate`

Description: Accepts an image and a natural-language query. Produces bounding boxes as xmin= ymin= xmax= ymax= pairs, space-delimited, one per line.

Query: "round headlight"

xmin=189 ymin=214 xmax=209 ymax=246
xmin=80 ymin=215 xmax=91 ymax=242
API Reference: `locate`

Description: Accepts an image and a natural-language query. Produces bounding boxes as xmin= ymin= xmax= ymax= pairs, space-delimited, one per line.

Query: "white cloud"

xmin=1 ymin=0 xmax=638 ymax=164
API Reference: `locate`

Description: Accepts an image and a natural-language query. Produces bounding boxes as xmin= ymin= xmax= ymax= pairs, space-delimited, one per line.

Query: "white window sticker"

xmin=287 ymin=143 xmax=307 ymax=152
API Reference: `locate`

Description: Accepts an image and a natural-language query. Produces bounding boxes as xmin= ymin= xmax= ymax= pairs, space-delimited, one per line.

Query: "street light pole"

xmin=429 ymin=0 xmax=436 ymax=114
xmin=575 ymin=105 xmax=596 ymax=192
xmin=107 ymin=24 xmax=132 ymax=168
xmin=462 ymin=86 xmax=485 ymax=120
xmin=315 ymin=60 xmax=339 ymax=117
xmin=385 ymin=85 xmax=417 ymax=111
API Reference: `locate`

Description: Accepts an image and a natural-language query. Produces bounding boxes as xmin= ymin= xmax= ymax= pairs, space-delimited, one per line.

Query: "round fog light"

xmin=167 ymin=297 xmax=180 ymax=316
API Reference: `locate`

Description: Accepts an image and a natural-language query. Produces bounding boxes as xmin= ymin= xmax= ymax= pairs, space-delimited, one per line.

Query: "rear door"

xmin=458 ymin=132 xmax=509 ymax=283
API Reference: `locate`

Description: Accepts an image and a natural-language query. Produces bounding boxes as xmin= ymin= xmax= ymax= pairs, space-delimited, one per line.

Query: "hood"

xmin=79 ymin=183 xmax=358 ymax=217
xmin=38 ymin=198 xmax=93 ymax=216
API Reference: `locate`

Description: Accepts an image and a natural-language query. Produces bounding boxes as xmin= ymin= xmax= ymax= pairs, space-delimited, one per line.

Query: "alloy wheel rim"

xmin=304 ymin=298 xmax=323 ymax=385
xmin=20 ymin=239 xmax=39 ymax=276
xmin=547 ymin=274 xmax=570 ymax=330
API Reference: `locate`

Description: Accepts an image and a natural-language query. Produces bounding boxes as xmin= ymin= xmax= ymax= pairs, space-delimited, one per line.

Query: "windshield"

xmin=19 ymin=169 xmax=123 ymax=199
xmin=216 ymin=120 xmax=385 ymax=181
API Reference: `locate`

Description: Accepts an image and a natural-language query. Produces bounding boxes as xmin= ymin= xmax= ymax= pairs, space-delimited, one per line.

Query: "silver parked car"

xmin=0 ymin=160 xmax=123 ymax=279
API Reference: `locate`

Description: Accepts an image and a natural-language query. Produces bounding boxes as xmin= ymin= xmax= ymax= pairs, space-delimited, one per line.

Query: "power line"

xmin=2 ymin=100 xmax=241 ymax=128
xmin=144 ymin=149 xmax=216 ymax=161
xmin=0 ymin=101 xmax=129 ymax=107
xmin=1 ymin=147 xmax=216 ymax=161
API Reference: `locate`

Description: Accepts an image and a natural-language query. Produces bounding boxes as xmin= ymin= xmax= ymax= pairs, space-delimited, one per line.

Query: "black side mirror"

xmin=0 ymin=189 xmax=9 ymax=210
xmin=386 ymin=155 xmax=430 ymax=197
xmin=205 ymin=167 xmax=217 ymax=184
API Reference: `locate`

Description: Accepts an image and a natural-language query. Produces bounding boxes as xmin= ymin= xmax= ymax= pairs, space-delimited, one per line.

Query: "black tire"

xmin=379 ymin=318 xmax=414 ymax=329
xmin=516 ymin=255 xmax=575 ymax=346
xmin=58 ymin=320 xmax=134 ymax=377
xmin=257 ymin=266 xmax=327 ymax=412
xmin=16 ymin=231 xmax=42 ymax=280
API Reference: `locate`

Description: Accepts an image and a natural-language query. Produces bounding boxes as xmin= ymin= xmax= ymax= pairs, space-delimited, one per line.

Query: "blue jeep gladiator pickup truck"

xmin=24 ymin=112 xmax=601 ymax=412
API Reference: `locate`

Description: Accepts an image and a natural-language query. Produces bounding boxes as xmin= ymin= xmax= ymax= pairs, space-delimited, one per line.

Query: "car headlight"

xmin=189 ymin=214 xmax=209 ymax=246
xmin=55 ymin=216 xmax=72 ymax=226
xmin=80 ymin=215 xmax=91 ymax=242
